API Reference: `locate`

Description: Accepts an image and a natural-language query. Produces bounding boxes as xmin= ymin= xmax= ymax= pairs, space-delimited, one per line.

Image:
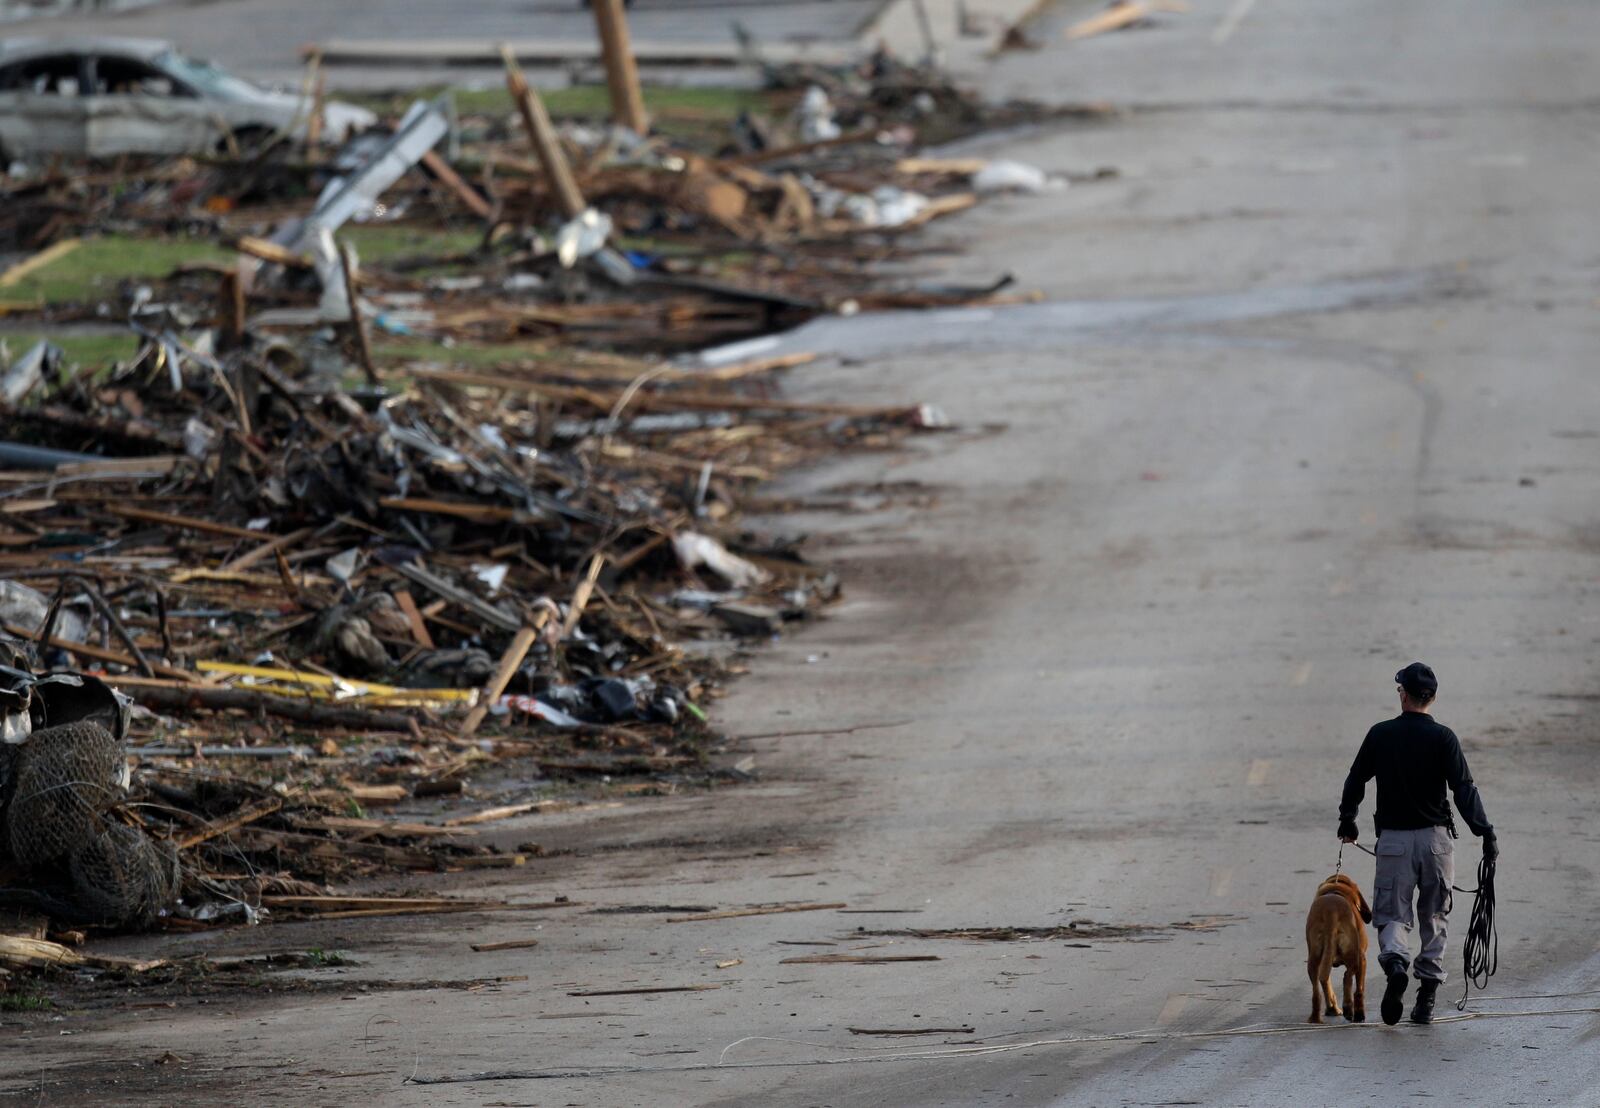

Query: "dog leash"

xmin=1341 ymin=839 xmax=1480 ymax=894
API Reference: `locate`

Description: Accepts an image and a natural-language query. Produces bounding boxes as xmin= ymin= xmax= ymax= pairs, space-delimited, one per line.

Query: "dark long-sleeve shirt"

xmin=1339 ymin=711 xmax=1494 ymax=838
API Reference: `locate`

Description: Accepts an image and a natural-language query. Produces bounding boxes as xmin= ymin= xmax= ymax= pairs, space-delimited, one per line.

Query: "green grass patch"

xmin=1 ymin=235 xmax=232 ymax=306
xmin=373 ymin=337 xmax=561 ymax=370
xmin=351 ymin=85 xmax=782 ymax=147
xmin=0 ymin=331 xmax=140 ymax=369
xmin=0 ymin=989 xmax=52 ymax=1012
xmin=341 ymin=224 xmax=484 ymax=264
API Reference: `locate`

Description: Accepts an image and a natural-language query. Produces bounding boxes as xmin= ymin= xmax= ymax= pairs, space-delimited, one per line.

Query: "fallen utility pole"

xmin=500 ymin=44 xmax=586 ymax=218
xmin=591 ymin=0 xmax=649 ymax=136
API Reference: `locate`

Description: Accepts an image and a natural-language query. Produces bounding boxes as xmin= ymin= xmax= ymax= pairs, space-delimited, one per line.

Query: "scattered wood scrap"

xmin=779 ymin=953 xmax=941 ymax=965
xmin=848 ymin=1026 xmax=975 ymax=1036
xmin=668 ymin=902 xmax=846 ymax=923
xmin=471 ymin=937 xmax=541 ymax=952
xmin=567 ymin=983 xmax=721 ymax=997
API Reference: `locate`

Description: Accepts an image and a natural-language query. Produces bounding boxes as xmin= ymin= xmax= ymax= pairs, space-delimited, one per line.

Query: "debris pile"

xmin=0 ymin=46 xmax=1074 ymax=937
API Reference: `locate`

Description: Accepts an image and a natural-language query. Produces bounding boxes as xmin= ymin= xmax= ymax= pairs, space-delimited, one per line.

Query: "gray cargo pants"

xmin=1372 ymin=825 xmax=1454 ymax=982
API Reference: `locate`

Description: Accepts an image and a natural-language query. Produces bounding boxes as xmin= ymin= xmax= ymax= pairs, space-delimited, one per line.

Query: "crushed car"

xmin=0 ymin=36 xmax=375 ymax=163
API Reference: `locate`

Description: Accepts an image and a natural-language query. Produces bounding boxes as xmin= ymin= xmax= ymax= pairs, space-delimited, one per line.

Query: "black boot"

xmin=1411 ymin=978 xmax=1439 ymax=1024
xmin=1380 ymin=958 xmax=1409 ymax=1026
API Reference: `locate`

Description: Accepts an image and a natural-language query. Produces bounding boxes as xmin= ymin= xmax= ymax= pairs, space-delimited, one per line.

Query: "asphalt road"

xmin=4 ymin=1 xmax=1600 ymax=1105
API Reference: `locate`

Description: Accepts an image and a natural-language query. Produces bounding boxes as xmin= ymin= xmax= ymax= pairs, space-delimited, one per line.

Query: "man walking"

xmin=1338 ymin=662 xmax=1498 ymax=1025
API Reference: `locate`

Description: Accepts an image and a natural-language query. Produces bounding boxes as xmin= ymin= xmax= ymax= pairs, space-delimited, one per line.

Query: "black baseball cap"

xmin=1395 ymin=662 xmax=1438 ymax=698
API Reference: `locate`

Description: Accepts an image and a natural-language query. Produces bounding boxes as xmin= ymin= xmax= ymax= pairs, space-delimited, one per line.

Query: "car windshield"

xmin=154 ymin=50 xmax=261 ymax=102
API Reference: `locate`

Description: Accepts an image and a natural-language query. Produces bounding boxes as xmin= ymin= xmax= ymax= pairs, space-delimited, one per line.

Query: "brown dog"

xmin=1305 ymin=872 xmax=1372 ymax=1023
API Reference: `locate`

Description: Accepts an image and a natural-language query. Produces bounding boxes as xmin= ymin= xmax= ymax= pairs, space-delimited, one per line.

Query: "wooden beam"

xmin=459 ymin=619 xmax=540 ymax=738
xmin=420 ymin=149 xmax=495 ymax=220
xmin=592 ymin=0 xmax=649 ymax=135
xmin=500 ymin=45 xmax=586 ymax=218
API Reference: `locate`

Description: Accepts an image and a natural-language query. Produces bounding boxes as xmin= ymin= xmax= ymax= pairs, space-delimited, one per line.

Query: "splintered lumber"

xmin=0 ymin=934 xmax=165 ymax=972
xmin=560 ymin=553 xmax=605 ymax=639
xmin=233 ymin=235 xmax=313 ymax=269
xmin=471 ymin=937 xmax=541 ymax=952
xmin=779 ymin=954 xmax=941 ymax=965
xmin=3 ymin=623 xmax=195 ymax=682
xmin=339 ymin=242 xmax=380 ymax=387
xmin=310 ymin=783 xmax=408 ymax=806
xmin=392 ymin=589 xmax=435 ymax=648
xmin=441 ymin=801 xmax=543 ymax=826
xmin=567 ymin=983 xmax=721 ymax=997
xmin=458 ymin=622 xmax=538 ymax=738
xmin=849 ymin=1026 xmax=975 ymax=1035
xmin=501 ymin=45 xmax=586 ymax=218
xmin=450 ymin=853 xmax=527 ymax=869
xmin=668 ymin=902 xmax=846 ymax=923
xmin=1064 ymin=0 xmax=1187 ymax=40
xmin=0 ymin=239 xmax=80 ymax=288
xmin=175 ymin=797 xmax=284 ymax=850
xmin=124 ymin=683 xmax=421 ymax=733
xmin=312 ymin=816 xmax=475 ymax=837
xmin=105 ymin=505 xmax=263 ymax=539
xmin=219 ymin=526 xmax=315 ymax=573
xmin=420 ymin=149 xmax=494 ymax=220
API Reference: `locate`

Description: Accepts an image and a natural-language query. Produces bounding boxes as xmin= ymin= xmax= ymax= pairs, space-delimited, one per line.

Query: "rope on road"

xmin=404 ymin=1002 xmax=1600 ymax=1085
xmin=1457 ymin=852 xmax=1497 ymax=1011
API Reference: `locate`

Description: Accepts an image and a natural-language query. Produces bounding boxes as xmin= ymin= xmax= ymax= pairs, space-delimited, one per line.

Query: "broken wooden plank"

xmin=392 ymin=588 xmax=435 ymax=649
xmin=1064 ymin=0 xmax=1187 ymax=41
xmin=779 ymin=954 xmax=941 ymax=965
xmin=420 ymin=149 xmax=495 ymax=220
xmin=234 ymin=235 xmax=314 ymax=269
xmin=458 ymin=622 xmax=538 ymax=738
xmin=219 ymin=526 xmax=315 ymax=573
xmin=668 ymin=902 xmax=846 ymax=923
xmin=566 ymin=983 xmax=720 ymax=997
xmin=105 ymin=505 xmax=264 ymax=539
xmin=560 ymin=552 xmax=605 ymax=639
xmin=502 ymin=45 xmax=586 ymax=218
xmin=174 ymin=797 xmax=284 ymax=850
xmin=448 ymin=854 xmax=527 ymax=869
xmin=848 ymin=1025 xmax=974 ymax=1035
xmin=0 ymin=239 xmax=80 ymax=288
xmin=441 ymin=801 xmax=543 ymax=827
xmin=310 ymin=783 xmax=408 ymax=807
xmin=312 ymin=817 xmax=475 ymax=838
xmin=471 ymin=937 xmax=541 ymax=952
xmin=3 ymin=623 xmax=196 ymax=682
xmin=0 ymin=934 xmax=165 ymax=973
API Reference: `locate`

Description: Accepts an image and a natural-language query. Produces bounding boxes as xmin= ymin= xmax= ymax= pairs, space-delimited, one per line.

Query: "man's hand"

xmin=1337 ymin=819 xmax=1359 ymax=843
xmin=1483 ymin=834 xmax=1499 ymax=863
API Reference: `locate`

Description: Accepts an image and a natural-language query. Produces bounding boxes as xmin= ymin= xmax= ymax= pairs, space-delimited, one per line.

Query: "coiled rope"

xmin=1457 ymin=852 xmax=1497 ymax=1011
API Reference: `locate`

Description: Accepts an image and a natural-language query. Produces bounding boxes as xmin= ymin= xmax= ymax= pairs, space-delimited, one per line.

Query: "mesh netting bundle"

xmin=0 ymin=719 xmax=180 ymax=927
xmin=67 ymin=820 xmax=181 ymax=928
xmin=5 ymin=721 xmax=126 ymax=866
